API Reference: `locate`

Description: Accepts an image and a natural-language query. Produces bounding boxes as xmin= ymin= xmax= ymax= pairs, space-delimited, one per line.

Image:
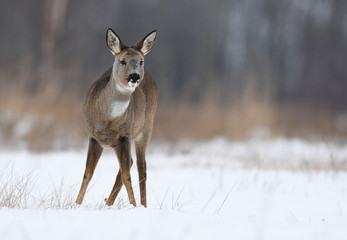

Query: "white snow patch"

xmin=0 ymin=138 xmax=347 ymax=239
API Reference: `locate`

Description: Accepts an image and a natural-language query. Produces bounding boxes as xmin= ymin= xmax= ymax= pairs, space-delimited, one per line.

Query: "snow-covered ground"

xmin=1 ymin=137 xmax=347 ymax=239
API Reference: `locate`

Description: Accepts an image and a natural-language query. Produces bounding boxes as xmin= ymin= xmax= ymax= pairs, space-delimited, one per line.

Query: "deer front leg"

xmin=106 ymin=158 xmax=133 ymax=206
xmin=76 ymin=138 xmax=103 ymax=204
xmin=114 ymin=136 xmax=136 ymax=207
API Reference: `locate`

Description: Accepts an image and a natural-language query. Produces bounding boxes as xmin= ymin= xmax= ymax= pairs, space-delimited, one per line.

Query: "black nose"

xmin=129 ymin=73 xmax=140 ymax=83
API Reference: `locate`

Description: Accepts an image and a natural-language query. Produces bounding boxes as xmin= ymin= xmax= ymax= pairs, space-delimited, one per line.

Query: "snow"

xmin=1 ymin=137 xmax=347 ymax=239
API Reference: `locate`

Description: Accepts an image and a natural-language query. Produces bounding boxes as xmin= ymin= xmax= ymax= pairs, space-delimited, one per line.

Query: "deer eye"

xmin=140 ymin=60 xmax=144 ymax=66
xmin=120 ymin=60 xmax=126 ymax=65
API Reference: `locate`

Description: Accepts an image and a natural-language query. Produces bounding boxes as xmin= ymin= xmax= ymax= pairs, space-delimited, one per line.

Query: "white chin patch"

xmin=128 ymin=81 xmax=138 ymax=88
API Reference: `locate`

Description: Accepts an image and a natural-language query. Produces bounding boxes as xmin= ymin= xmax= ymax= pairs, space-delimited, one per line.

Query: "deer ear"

xmin=106 ymin=28 xmax=123 ymax=55
xmin=135 ymin=30 xmax=157 ymax=55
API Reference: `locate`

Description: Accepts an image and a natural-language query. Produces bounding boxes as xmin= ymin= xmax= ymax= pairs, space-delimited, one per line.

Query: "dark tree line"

xmin=1 ymin=0 xmax=347 ymax=111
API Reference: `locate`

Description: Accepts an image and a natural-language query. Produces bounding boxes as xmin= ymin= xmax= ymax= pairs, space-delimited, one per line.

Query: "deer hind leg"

xmin=76 ymin=138 xmax=103 ymax=204
xmin=106 ymin=158 xmax=133 ymax=206
xmin=135 ymin=132 xmax=151 ymax=208
xmin=113 ymin=136 xmax=136 ymax=207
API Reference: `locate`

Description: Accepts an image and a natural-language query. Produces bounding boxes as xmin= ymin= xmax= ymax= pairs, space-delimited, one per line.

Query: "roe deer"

xmin=76 ymin=28 xmax=158 ymax=207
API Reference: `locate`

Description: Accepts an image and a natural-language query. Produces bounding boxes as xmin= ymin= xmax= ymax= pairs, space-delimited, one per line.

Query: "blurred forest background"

xmin=1 ymin=0 xmax=347 ymax=151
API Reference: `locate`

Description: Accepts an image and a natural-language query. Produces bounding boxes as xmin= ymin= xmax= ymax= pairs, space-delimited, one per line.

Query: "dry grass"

xmin=0 ymin=164 xmax=128 ymax=210
xmin=149 ymin=185 xmax=191 ymax=212
xmin=0 ymin=168 xmax=33 ymax=208
xmin=0 ymin=86 xmax=86 ymax=151
xmin=154 ymin=101 xmax=345 ymax=142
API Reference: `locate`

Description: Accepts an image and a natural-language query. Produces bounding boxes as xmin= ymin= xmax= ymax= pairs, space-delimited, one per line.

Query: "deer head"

xmin=106 ymin=29 xmax=157 ymax=92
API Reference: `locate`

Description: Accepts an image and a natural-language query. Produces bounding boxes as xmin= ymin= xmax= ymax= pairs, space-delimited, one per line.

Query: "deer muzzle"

xmin=128 ymin=73 xmax=140 ymax=83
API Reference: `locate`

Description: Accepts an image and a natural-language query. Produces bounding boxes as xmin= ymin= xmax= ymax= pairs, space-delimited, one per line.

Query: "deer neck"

xmin=105 ymin=73 xmax=134 ymax=119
